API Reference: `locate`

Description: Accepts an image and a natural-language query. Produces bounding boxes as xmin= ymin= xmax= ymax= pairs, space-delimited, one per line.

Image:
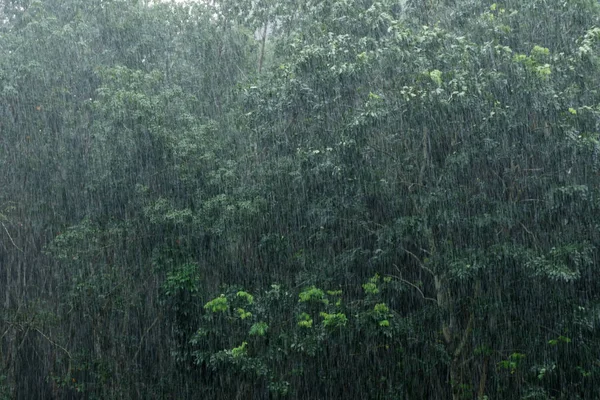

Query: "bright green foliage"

xmin=531 ymin=45 xmax=550 ymax=57
xmin=249 ymin=322 xmax=269 ymax=336
xmin=297 ymin=313 xmax=313 ymax=328
xmin=548 ymin=335 xmax=572 ymax=346
xmin=374 ymin=303 xmax=390 ymax=315
xmin=362 ymin=274 xmax=381 ymax=295
xmin=204 ymin=295 xmax=229 ymax=313
xmin=372 ymin=303 xmax=393 ymax=328
xmin=319 ymin=312 xmax=348 ymax=329
xmin=236 ymin=308 xmax=253 ymax=320
xmin=298 ymin=286 xmax=329 ymax=304
xmin=429 ymin=69 xmax=443 ymax=86
xmin=236 ymin=291 xmax=255 ymax=305
xmin=230 ymin=342 xmax=248 ymax=358
xmin=498 ymin=353 xmax=526 ymax=374
xmin=362 ymin=282 xmax=379 ymax=294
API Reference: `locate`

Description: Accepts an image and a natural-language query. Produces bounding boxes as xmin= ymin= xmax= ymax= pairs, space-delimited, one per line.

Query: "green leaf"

xmin=236 ymin=308 xmax=252 ymax=320
xmin=362 ymin=282 xmax=379 ymax=294
xmin=320 ymin=312 xmax=348 ymax=329
xmin=429 ymin=69 xmax=443 ymax=86
xmin=236 ymin=291 xmax=254 ymax=304
xmin=249 ymin=322 xmax=269 ymax=336
xmin=374 ymin=303 xmax=389 ymax=314
xmin=231 ymin=342 xmax=248 ymax=358
xmin=204 ymin=295 xmax=229 ymax=313
xmin=299 ymin=286 xmax=328 ymax=304
xmin=297 ymin=312 xmax=313 ymax=328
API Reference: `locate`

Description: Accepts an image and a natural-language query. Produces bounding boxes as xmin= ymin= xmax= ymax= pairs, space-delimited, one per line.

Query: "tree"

xmin=2 ymin=0 xmax=600 ymax=398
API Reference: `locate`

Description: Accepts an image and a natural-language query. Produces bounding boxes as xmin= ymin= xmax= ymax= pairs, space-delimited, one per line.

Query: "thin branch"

xmin=17 ymin=325 xmax=30 ymax=351
xmin=478 ymin=355 xmax=489 ymax=399
xmin=419 ymin=126 xmax=429 ymax=186
xmin=454 ymin=313 xmax=474 ymax=359
xmin=0 ymin=327 xmax=10 ymax=341
xmin=35 ymin=328 xmax=71 ymax=360
xmin=258 ymin=19 xmax=268 ymax=74
xmin=236 ymin=64 xmax=248 ymax=80
xmin=519 ymin=221 xmax=540 ymax=246
xmin=519 ymin=222 xmax=534 ymax=236
xmin=402 ymin=249 xmax=435 ymax=276
xmin=1 ymin=222 xmax=23 ymax=252
xmin=386 ymin=272 xmax=437 ymax=304
xmin=134 ymin=316 xmax=160 ymax=361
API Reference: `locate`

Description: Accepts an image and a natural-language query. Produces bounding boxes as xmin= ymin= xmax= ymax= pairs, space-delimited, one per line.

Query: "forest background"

xmin=2 ymin=0 xmax=600 ymax=399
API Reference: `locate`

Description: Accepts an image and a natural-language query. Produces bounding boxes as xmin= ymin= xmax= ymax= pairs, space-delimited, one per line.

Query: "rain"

xmin=1 ymin=0 xmax=600 ymax=399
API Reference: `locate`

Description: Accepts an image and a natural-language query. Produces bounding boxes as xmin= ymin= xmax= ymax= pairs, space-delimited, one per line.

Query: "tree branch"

xmin=402 ymin=249 xmax=435 ymax=276
xmin=258 ymin=19 xmax=268 ymax=74
xmin=35 ymin=328 xmax=71 ymax=360
xmin=134 ymin=316 xmax=160 ymax=361
xmin=387 ymin=271 xmax=437 ymax=303
xmin=1 ymin=222 xmax=23 ymax=252
xmin=454 ymin=313 xmax=474 ymax=359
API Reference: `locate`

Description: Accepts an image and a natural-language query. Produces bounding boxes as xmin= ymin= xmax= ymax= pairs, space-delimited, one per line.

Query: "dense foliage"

xmin=2 ymin=0 xmax=600 ymax=399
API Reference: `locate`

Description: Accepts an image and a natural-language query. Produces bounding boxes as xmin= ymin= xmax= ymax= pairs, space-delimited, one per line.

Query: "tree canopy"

xmin=2 ymin=0 xmax=600 ymax=399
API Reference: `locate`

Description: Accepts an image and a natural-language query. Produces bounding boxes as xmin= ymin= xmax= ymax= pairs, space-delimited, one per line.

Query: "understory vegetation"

xmin=2 ymin=0 xmax=600 ymax=398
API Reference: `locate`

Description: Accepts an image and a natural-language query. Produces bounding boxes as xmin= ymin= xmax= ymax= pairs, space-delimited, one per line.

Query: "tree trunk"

xmin=258 ymin=20 xmax=268 ymax=74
